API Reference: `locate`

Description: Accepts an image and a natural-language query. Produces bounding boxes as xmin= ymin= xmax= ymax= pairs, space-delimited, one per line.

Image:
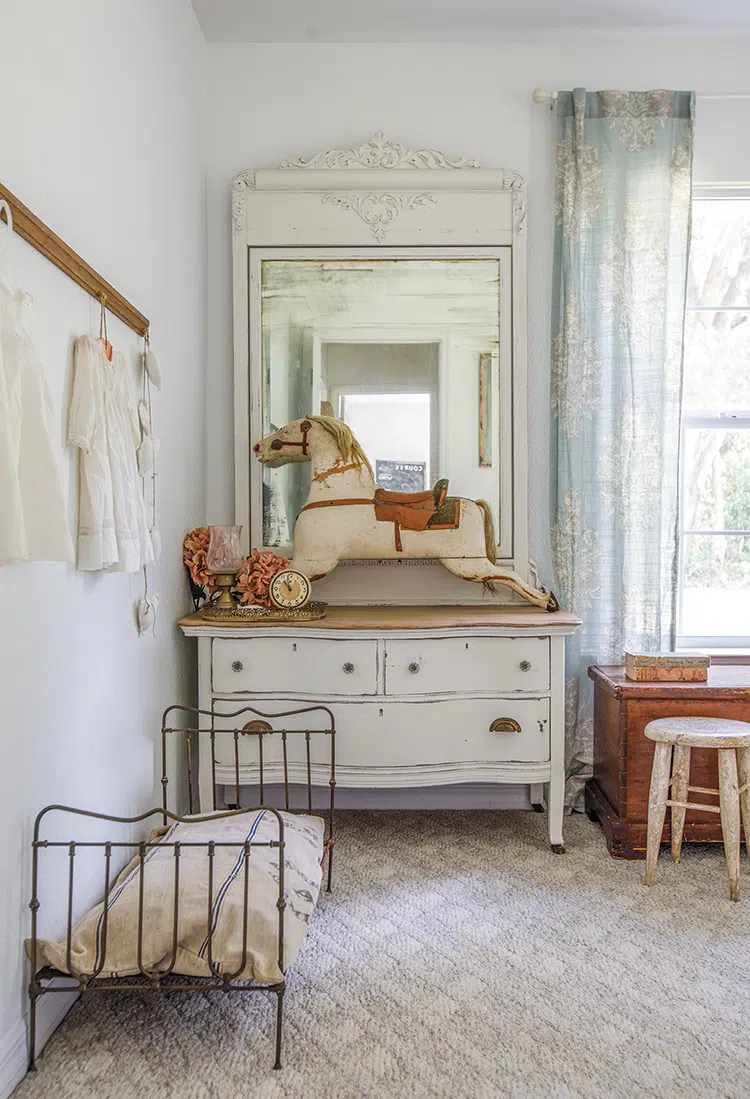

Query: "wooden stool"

xmin=644 ymin=718 xmax=750 ymax=901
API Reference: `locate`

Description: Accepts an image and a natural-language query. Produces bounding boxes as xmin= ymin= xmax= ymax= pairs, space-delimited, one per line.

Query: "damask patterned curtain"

xmin=551 ymin=88 xmax=695 ymax=808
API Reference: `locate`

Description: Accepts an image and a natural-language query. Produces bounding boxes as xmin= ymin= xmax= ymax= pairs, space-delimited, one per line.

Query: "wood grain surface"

xmin=180 ymin=604 xmax=582 ymax=631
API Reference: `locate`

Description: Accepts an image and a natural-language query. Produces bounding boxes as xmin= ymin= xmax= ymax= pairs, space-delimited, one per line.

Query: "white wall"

xmin=0 ymin=2 xmax=206 ymax=1094
xmin=203 ymin=38 xmax=750 ymax=585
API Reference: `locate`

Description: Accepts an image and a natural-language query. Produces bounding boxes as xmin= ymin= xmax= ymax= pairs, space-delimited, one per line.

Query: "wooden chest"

xmin=585 ymin=665 xmax=750 ymax=859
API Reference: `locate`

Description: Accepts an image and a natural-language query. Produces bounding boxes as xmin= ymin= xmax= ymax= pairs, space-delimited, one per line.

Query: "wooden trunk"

xmin=585 ymin=665 xmax=750 ymax=859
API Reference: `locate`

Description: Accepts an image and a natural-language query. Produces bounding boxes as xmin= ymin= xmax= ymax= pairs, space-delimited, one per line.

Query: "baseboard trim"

xmin=0 ymin=986 xmax=78 ymax=1099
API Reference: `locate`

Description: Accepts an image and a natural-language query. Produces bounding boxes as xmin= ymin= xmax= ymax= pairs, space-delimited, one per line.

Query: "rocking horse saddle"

xmin=373 ymin=479 xmax=458 ymax=551
xmin=374 ymin=478 xmax=448 ymax=516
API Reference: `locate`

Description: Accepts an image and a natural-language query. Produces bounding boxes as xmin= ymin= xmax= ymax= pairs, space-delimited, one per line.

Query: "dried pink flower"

xmin=235 ymin=549 xmax=291 ymax=608
xmin=182 ymin=527 xmax=217 ymax=591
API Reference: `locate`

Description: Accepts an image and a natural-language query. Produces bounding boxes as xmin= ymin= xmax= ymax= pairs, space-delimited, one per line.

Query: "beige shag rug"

xmin=14 ymin=812 xmax=750 ymax=1099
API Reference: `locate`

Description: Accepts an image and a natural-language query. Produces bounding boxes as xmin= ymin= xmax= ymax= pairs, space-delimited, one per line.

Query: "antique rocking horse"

xmin=253 ymin=415 xmax=559 ymax=611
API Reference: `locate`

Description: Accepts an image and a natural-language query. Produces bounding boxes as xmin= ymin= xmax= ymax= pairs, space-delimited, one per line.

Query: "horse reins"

xmin=270 ymin=419 xmax=311 ymax=456
xmin=300 ymin=498 xmax=373 ymax=512
xmin=267 ymin=419 xmax=372 ymax=510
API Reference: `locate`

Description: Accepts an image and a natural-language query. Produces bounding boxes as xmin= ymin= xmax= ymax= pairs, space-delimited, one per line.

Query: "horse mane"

xmin=307 ymin=415 xmax=374 ymax=479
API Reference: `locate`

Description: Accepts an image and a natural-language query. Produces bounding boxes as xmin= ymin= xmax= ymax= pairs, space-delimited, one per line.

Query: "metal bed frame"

xmin=28 ymin=703 xmax=336 ymax=1073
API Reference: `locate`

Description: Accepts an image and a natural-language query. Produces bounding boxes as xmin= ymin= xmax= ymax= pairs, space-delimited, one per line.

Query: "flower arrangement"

xmin=235 ymin=549 xmax=291 ymax=608
xmin=183 ymin=526 xmax=215 ymax=610
xmin=183 ymin=528 xmax=290 ymax=611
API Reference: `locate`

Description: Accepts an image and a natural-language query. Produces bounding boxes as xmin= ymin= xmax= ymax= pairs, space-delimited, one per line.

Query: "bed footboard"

xmin=29 ymin=803 xmax=287 ymax=1071
xmin=28 ymin=704 xmax=336 ymax=1074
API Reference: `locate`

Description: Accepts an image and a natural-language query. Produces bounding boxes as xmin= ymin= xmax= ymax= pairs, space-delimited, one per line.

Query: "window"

xmin=678 ymin=190 xmax=750 ymax=648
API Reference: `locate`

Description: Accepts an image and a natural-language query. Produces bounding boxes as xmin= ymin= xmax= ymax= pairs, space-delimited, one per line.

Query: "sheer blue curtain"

xmin=551 ymin=89 xmax=694 ymax=808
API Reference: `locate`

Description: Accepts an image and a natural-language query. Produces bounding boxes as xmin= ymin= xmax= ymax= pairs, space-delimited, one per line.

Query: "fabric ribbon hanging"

xmin=137 ymin=325 xmax=161 ymax=635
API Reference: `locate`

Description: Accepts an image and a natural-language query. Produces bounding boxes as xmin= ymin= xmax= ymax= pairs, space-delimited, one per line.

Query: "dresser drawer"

xmin=212 ymin=637 xmax=378 ymax=696
xmin=384 ymin=636 xmax=549 ymax=695
xmin=210 ymin=696 xmax=550 ymax=780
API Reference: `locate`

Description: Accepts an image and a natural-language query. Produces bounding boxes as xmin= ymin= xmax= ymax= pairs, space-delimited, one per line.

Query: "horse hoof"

xmin=545 ymin=590 xmax=560 ymax=613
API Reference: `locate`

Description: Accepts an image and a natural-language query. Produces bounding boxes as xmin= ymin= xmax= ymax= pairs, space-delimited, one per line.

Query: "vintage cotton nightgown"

xmin=68 ymin=335 xmax=153 ymax=572
xmin=0 ymin=278 xmax=73 ymax=566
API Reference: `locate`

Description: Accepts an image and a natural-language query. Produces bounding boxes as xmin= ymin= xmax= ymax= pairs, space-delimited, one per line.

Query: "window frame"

xmin=677 ymin=185 xmax=750 ymax=651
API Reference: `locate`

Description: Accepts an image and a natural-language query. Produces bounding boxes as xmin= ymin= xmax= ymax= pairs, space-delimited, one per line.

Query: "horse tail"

xmin=476 ymin=500 xmax=497 ymax=565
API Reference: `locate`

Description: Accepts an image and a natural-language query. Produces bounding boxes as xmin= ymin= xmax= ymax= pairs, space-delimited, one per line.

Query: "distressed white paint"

xmin=234 ymin=135 xmax=532 ymax=603
xmin=644 ymin=718 xmax=750 ymax=900
xmin=253 ymin=416 xmax=556 ymax=608
xmin=181 ymin=619 xmax=575 ymax=848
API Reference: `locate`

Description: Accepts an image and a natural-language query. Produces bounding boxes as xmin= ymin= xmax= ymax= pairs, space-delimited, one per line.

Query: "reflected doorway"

xmin=325 ymin=341 xmax=439 ymax=491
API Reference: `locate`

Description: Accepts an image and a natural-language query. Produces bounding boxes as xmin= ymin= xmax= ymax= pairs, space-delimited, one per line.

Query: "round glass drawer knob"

xmin=408 ymin=662 xmax=421 ymax=674
xmin=519 ymin=660 xmax=531 ymax=672
xmin=231 ymin=660 xmax=244 ymax=673
xmin=343 ymin=662 xmax=355 ymax=674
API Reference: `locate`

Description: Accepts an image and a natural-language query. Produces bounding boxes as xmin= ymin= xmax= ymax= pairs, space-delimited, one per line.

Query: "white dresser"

xmin=180 ymin=605 xmax=580 ymax=851
xmin=196 ymin=139 xmax=583 ymax=849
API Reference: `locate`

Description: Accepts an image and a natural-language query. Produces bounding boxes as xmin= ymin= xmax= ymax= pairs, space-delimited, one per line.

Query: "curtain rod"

xmin=532 ymin=88 xmax=750 ymax=106
xmin=0 ymin=182 xmax=149 ymax=337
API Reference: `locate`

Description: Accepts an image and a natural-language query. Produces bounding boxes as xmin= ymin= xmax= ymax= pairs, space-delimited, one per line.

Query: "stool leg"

xmin=737 ymin=746 xmax=750 ymax=860
xmin=718 ymin=749 xmax=741 ymax=903
xmin=645 ymin=742 xmax=672 ymax=887
xmin=670 ymin=744 xmax=691 ymax=864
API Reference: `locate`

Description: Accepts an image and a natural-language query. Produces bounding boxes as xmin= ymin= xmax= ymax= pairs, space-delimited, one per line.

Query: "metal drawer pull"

xmin=242 ymin=719 xmax=272 ymax=736
xmin=490 ymin=718 xmax=522 ymax=733
xmin=343 ymin=662 xmax=355 ymax=674
xmin=408 ymin=662 xmax=421 ymax=674
xmin=231 ymin=660 xmax=244 ymax=673
xmin=519 ymin=660 xmax=531 ymax=672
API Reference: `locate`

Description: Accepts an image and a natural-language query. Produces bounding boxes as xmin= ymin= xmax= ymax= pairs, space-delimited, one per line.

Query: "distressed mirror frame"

xmin=232 ymin=132 xmax=532 ymax=604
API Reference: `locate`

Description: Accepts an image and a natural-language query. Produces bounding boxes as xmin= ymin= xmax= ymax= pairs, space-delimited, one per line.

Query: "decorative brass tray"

xmin=198 ymin=601 xmax=328 ymax=624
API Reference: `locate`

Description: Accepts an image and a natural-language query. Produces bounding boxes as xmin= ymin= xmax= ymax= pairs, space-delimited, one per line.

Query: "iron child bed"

xmin=27 ymin=704 xmax=336 ymax=1072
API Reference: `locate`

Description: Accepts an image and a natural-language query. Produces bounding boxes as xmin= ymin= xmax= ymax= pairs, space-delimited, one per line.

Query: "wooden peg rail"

xmin=0 ymin=182 xmax=149 ymax=337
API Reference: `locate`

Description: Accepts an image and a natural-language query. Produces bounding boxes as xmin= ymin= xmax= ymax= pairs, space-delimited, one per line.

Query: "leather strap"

xmin=271 ymin=421 xmax=310 ymax=456
xmin=300 ymin=497 xmax=373 ymax=512
xmin=313 ymin=461 xmax=361 ymax=483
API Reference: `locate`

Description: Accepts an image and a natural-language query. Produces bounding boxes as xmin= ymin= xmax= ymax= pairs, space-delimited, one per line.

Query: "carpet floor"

xmin=14 ymin=812 xmax=750 ymax=1099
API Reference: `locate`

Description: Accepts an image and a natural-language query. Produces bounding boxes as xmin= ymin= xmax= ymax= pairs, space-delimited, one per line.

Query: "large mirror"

xmin=258 ymin=256 xmax=509 ymax=552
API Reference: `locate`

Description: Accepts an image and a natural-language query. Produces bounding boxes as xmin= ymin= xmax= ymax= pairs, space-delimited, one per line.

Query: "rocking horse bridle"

xmin=269 ymin=419 xmax=311 ymax=456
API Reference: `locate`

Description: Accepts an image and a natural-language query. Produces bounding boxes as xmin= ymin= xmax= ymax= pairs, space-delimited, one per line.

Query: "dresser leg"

xmin=530 ymin=782 xmax=545 ymax=812
xmin=547 ymin=773 xmax=565 ymax=852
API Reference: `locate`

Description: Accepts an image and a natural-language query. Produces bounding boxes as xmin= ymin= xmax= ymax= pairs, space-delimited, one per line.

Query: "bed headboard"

xmin=160 ymin=702 xmax=336 ymax=821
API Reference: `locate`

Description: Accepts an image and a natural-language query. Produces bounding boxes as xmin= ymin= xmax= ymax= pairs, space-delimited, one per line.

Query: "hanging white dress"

xmin=68 ymin=335 xmax=153 ymax=572
xmin=0 ymin=277 xmax=74 ymax=566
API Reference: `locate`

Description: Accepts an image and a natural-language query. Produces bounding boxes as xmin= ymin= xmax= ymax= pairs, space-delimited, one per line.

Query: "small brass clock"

xmin=269 ymin=568 xmax=311 ymax=610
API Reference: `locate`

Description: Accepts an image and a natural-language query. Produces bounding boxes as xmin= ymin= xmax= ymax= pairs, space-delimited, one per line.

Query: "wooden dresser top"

xmin=589 ymin=664 xmax=750 ymax=700
xmin=180 ymin=604 xmax=581 ymax=633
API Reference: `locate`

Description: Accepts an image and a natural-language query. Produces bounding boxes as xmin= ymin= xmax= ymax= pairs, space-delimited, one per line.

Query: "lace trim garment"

xmin=68 ymin=335 xmax=153 ymax=572
xmin=0 ymin=278 xmax=73 ymax=566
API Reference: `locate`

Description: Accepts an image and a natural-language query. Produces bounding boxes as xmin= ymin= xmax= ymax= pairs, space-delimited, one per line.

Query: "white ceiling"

xmin=191 ymin=0 xmax=750 ymax=43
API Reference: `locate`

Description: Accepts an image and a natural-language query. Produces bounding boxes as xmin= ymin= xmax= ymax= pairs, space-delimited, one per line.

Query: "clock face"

xmin=269 ymin=569 xmax=311 ymax=610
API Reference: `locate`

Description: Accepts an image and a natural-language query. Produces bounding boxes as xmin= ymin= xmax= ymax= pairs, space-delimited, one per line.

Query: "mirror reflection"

xmin=260 ymin=258 xmax=501 ymax=550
